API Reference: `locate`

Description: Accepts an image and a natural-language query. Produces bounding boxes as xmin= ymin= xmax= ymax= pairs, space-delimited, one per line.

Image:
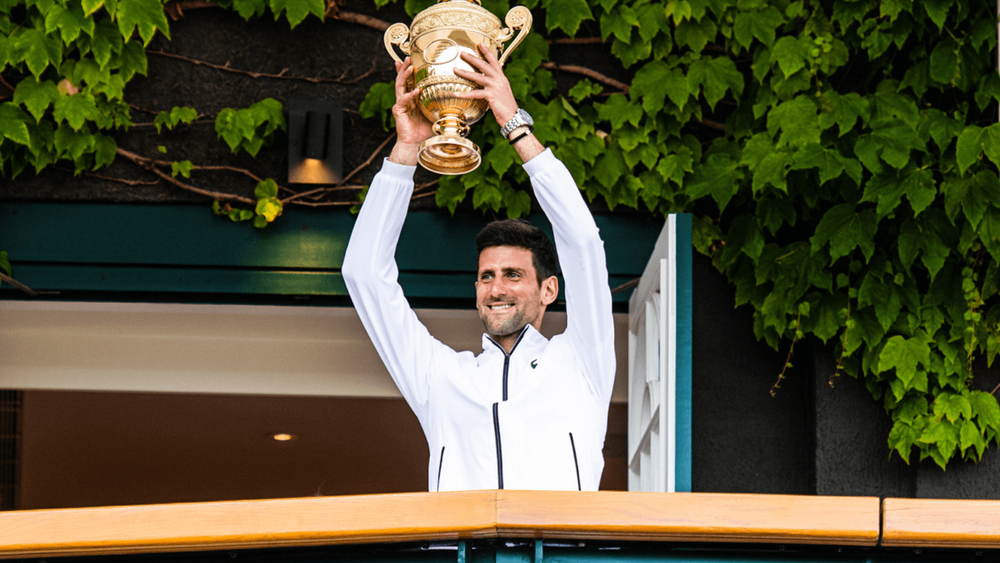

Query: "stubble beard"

xmin=480 ymin=304 xmax=528 ymax=339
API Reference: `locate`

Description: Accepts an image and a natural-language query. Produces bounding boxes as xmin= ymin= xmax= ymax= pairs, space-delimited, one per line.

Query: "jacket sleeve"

xmin=342 ymin=159 xmax=449 ymax=427
xmin=523 ymin=149 xmax=616 ymax=402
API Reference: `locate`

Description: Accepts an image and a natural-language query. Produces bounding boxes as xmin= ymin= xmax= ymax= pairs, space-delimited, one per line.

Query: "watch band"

xmin=500 ymin=108 xmax=534 ymax=138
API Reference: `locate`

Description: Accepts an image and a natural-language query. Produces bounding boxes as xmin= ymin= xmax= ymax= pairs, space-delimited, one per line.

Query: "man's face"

xmin=476 ymin=245 xmax=555 ymax=338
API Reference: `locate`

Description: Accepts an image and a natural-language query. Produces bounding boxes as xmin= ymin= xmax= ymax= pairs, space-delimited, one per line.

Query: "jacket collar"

xmin=481 ymin=324 xmax=547 ymax=357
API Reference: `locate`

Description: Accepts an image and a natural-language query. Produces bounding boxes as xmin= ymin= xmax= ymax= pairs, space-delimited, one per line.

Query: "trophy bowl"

xmin=385 ymin=0 xmax=532 ymax=174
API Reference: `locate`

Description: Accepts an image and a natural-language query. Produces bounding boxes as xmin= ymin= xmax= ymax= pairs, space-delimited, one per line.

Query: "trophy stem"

xmin=432 ymin=110 xmax=471 ymax=138
xmin=419 ymin=111 xmax=481 ymax=174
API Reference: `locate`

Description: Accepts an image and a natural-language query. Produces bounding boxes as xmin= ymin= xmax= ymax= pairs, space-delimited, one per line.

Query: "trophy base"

xmin=418 ymin=135 xmax=481 ymax=175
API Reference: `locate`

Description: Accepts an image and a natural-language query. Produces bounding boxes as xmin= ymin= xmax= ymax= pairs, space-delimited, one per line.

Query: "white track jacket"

xmin=343 ymin=149 xmax=615 ymax=491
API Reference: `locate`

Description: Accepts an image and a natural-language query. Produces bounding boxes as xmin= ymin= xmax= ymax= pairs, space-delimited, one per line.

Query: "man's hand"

xmin=453 ymin=44 xmax=519 ymax=128
xmin=389 ymin=57 xmax=434 ymax=166
xmin=454 ymin=44 xmax=544 ymax=163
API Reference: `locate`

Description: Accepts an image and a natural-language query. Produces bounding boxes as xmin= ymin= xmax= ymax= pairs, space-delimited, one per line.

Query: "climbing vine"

xmin=360 ymin=0 xmax=1000 ymax=469
xmin=3 ymin=0 xmax=1000 ymax=469
xmin=0 ymin=0 xmax=326 ymax=232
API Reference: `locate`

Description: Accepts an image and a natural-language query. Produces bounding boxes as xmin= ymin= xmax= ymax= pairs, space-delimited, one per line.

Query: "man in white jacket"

xmin=343 ymin=45 xmax=615 ymax=491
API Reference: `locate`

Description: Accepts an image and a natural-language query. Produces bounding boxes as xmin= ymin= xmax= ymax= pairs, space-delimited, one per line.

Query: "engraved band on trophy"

xmin=384 ymin=0 xmax=533 ymax=175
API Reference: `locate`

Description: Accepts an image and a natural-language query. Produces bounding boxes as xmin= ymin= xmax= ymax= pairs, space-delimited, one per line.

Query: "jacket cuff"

xmin=522 ymin=148 xmax=556 ymax=178
xmin=380 ymin=158 xmax=418 ymax=182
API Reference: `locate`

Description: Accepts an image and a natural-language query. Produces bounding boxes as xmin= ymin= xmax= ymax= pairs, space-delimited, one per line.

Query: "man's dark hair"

xmin=476 ymin=219 xmax=559 ymax=284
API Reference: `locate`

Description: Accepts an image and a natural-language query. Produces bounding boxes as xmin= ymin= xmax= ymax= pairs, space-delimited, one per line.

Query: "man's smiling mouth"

xmin=490 ymin=304 xmax=514 ymax=310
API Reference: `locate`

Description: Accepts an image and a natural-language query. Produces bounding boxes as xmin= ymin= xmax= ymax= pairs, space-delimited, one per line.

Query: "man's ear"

xmin=540 ymin=275 xmax=558 ymax=306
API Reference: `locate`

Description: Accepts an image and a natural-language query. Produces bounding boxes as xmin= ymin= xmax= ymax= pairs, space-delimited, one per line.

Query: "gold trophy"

xmin=384 ymin=0 xmax=532 ymax=174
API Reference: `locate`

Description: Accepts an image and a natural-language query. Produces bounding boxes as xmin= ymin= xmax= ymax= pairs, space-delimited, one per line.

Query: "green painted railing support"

xmin=458 ymin=541 xmax=467 ymax=563
xmin=534 ymin=541 xmax=543 ymax=563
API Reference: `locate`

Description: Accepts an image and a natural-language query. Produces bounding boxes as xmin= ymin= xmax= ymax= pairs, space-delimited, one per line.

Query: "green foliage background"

xmin=0 ymin=0 xmax=298 ymax=228
xmin=362 ymin=0 xmax=1000 ymax=469
xmin=3 ymin=0 xmax=1000 ymax=469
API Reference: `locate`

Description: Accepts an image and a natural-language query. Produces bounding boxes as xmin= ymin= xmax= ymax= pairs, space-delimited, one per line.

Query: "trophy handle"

xmin=496 ymin=6 xmax=532 ymax=66
xmin=384 ymin=23 xmax=412 ymax=64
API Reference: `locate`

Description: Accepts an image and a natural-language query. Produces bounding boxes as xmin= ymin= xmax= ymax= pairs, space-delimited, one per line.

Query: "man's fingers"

xmin=396 ymin=62 xmax=413 ymax=82
xmin=458 ymin=50 xmax=494 ymax=76
xmin=453 ymin=66 xmax=487 ymax=86
xmin=394 ymin=88 xmax=422 ymax=112
xmin=477 ymin=43 xmax=501 ymax=67
xmin=452 ymin=88 xmax=487 ymax=100
xmin=395 ymin=57 xmax=413 ymax=91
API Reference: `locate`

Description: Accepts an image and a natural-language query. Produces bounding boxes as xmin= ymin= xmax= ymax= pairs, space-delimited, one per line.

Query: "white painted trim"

xmin=658 ymin=256 xmax=668 ymax=492
xmin=626 ymin=217 xmax=678 ymax=492
xmin=666 ymin=215 xmax=678 ymax=493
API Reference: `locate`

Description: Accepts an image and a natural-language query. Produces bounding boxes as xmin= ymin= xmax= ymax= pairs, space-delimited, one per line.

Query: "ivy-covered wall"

xmin=2 ymin=0 xmax=1000 ymax=476
xmin=357 ymin=0 xmax=1000 ymax=473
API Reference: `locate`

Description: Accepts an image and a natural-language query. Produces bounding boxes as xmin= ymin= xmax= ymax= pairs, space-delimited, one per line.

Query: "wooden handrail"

xmin=0 ymin=491 xmax=880 ymax=559
xmin=881 ymin=498 xmax=1000 ymax=549
xmin=16 ymin=489 xmax=1000 ymax=556
xmin=496 ymin=491 xmax=879 ymax=545
xmin=0 ymin=492 xmax=497 ymax=559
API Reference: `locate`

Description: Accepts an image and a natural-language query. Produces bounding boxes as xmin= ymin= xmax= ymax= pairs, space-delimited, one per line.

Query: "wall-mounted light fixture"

xmin=288 ymin=98 xmax=343 ymax=185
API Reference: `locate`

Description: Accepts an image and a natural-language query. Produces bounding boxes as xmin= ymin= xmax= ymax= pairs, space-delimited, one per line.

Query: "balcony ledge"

xmin=0 ymin=491 xmax=882 ymax=559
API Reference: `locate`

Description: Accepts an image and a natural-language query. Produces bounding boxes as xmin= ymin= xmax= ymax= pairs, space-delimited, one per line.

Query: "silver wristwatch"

xmin=500 ymin=108 xmax=534 ymax=138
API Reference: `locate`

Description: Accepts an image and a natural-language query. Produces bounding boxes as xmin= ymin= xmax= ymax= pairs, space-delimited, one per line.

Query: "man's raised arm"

xmin=456 ymin=47 xmax=616 ymax=401
xmin=342 ymin=58 xmax=440 ymax=422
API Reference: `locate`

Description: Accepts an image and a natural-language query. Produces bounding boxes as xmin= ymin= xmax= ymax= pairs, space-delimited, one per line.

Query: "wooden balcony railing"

xmin=881 ymin=497 xmax=1000 ymax=549
xmin=0 ymin=491 xmax=880 ymax=559
xmin=1 ymin=492 xmax=998 ymax=560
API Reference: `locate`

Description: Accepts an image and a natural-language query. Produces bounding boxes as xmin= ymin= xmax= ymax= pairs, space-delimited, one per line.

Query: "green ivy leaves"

xmin=956 ymin=125 xmax=1000 ymax=175
xmin=0 ymin=103 xmax=33 ymax=146
xmin=0 ymin=0 xmax=315 ymax=182
xmin=211 ymin=179 xmax=283 ymax=228
xmin=155 ymin=106 xmax=197 ymax=133
xmin=891 ymin=388 xmax=1000 ymax=468
xmin=116 ymin=0 xmax=171 ymax=45
xmin=215 ymin=0 xmax=326 ymax=27
xmin=0 ymin=0 xmax=152 ymax=177
xmin=254 ymin=178 xmax=283 ymax=227
xmin=360 ymin=0 xmax=1000 ymax=469
xmin=215 ymin=98 xmax=286 ymax=157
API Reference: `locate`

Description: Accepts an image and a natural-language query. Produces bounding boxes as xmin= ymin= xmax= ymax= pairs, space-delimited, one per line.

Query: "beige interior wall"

xmin=4 ymin=301 xmax=631 ymax=508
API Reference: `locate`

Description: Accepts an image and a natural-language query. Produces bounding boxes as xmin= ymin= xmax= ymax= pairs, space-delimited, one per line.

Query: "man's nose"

xmin=490 ymin=278 xmax=507 ymax=296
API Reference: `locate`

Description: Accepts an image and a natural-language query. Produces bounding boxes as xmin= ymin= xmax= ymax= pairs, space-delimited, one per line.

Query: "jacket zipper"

xmin=493 ymin=403 xmax=503 ymax=489
xmin=569 ymin=432 xmax=582 ymax=491
xmin=486 ymin=326 xmax=527 ymax=489
xmin=486 ymin=327 xmax=528 ymax=401
xmin=436 ymin=446 xmax=446 ymax=492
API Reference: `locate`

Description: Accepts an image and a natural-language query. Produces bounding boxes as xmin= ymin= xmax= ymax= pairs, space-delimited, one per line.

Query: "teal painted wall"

xmin=0 ymin=203 xmax=664 ymax=307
